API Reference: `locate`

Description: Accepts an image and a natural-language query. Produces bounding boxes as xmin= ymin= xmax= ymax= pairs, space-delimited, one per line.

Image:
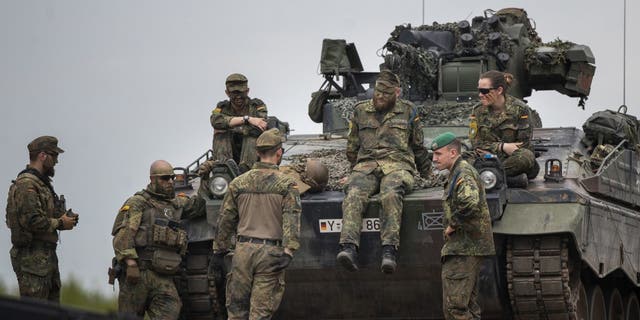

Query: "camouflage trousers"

xmin=9 ymin=243 xmax=61 ymax=302
xmin=441 ymin=255 xmax=482 ymax=320
xmin=503 ymin=148 xmax=537 ymax=177
xmin=118 ymin=268 xmax=181 ymax=320
xmin=340 ymin=168 xmax=414 ymax=247
xmin=226 ymin=242 xmax=286 ymax=320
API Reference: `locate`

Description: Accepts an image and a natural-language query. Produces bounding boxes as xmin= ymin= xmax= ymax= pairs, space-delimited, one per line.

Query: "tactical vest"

xmin=134 ymin=192 xmax=188 ymax=275
xmin=6 ymin=172 xmax=60 ymax=247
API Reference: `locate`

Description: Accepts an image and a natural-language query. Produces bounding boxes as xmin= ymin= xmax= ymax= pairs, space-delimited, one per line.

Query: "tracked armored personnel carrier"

xmin=175 ymin=8 xmax=640 ymax=320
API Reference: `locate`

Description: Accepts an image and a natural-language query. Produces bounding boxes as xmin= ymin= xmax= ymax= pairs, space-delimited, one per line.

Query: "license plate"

xmin=318 ymin=218 xmax=380 ymax=233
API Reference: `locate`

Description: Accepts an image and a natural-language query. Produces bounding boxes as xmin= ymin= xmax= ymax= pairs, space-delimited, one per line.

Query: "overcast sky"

xmin=0 ymin=0 xmax=637 ymax=298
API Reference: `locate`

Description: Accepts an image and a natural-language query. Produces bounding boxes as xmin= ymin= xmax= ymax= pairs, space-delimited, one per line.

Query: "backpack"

xmin=582 ymin=105 xmax=639 ymax=148
xmin=308 ymin=80 xmax=331 ymax=123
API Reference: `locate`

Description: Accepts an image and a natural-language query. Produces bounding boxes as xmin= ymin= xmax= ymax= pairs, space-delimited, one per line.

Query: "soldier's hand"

xmin=444 ymin=226 xmax=455 ymax=240
xmin=125 ymin=262 xmax=140 ymax=285
xmin=249 ymin=117 xmax=268 ymax=131
xmin=59 ymin=214 xmax=77 ymax=230
xmin=198 ymin=160 xmax=217 ymax=178
xmin=338 ymin=176 xmax=348 ymax=185
xmin=502 ymin=142 xmax=523 ymax=156
xmin=66 ymin=209 xmax=79 ymax=226
xmin=268 ymin=252 xmax=293 ymax=272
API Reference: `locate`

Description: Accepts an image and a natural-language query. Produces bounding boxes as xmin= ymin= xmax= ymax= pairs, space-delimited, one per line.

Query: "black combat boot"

xmin=336 ymin=243 xmax=358 ymax=272
xmin=506 ymin=173 xmax=528 ymax=188
xmin=381 ymin=245 xmax=397 ymax=274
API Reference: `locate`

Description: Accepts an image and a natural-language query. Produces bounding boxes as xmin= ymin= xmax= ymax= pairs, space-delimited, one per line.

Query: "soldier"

xmin=210 ymin=73 xmax=269 ymax=173
xmin=469 ymin=70 xmax=539 ymax=183
xmin=6 ymin=136 xmax=78 ymax=302
xmin=213 ymin=128 xmax=301 ymax=320
xmin=111 ymin=160 xmax=210 ymax=319
xmin=431 ymin=132 xmax=496 ymax=320
xmin=336 ymin=70 xmax=431 ymax=274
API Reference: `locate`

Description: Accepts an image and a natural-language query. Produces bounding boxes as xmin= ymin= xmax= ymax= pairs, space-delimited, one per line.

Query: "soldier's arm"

xmin=212 ymin=184 xmax=239 ymax=252
xmin=253 ymin=99 xmax=268 ymax=119
xmin=210 ymin=105 xmax=234 ymax=130
xmin=451 ymin=172 xmax=482 ymax=226
xmin=176 ymin=192 xmax=207 ymax=220
xmin=282 ymin=181 xmax=302 ymax=253
xmin=346 ymin=111 xmax=360 ymax=168
xmin=516 ymin=106 xmax=534 ymax=149
xmin=112 ymin=200 xmax=144 ymax=262
xmin=15 ymin=181 xmax=60 ymax=232
xmin=409 ymin=110 xmax=432 ymax=176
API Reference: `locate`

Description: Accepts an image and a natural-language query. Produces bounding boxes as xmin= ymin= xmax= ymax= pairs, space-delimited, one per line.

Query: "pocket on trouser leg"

xmin=443 ymin=271 xmax=473 ymax=319
xmin=270 ymin=272 xmax=286 ymax=313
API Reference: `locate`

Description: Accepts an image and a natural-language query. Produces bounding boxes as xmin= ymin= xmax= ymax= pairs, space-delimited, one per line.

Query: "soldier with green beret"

xmin=211 ymin=73 xmax=269 ymax=173
xmin=337 ymin=70 xmax=432 ymax=274
xmin=6 ymin=136 xmax=78 ymax=302
xmin=111 ymin=160 xmax=211 ymax=319
xmin=213 ymin=128 xmax=301 ymax=319
xmin=431 ymin=132 xmax=495 ymax=320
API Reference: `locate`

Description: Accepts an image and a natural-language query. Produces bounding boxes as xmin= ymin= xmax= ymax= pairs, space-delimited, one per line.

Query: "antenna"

xmin=422 ymin=0 xmax=425 ymax=25
xmin=623 ymin=0 xmax=626 ymax=106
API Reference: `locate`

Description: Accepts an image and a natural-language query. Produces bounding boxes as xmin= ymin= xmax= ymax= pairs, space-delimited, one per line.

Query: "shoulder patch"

xmin=120 ymin=205 xmax=130 ymax=212
xmin=455 ymin=177 xmax=465 ymax=188
xmin=520 ymin=115 xmax=529 ymax=119
xmin=213 ymin=107 xmax=222 ymax=114
xmin=177 ymin=192 xmax=187 ymax=198
xmin=256 ymin=105 xmax=266 ymax=111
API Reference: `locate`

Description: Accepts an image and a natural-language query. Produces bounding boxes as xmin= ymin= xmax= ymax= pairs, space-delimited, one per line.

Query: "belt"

xmin=237 ymin=236 xmax=282 ymax=246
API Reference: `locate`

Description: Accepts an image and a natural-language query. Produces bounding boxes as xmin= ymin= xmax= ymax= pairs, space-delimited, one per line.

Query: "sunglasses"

xmin=478 ymin=87 xmax=496 ymax=95
xmin=158 ymin=175 xmax=176 ymax=181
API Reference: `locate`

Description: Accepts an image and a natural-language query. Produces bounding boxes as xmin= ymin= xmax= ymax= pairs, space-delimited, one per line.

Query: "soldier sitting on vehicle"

xmin=469 ymin=70 xmax=540 ymax=185
xmin=336 ymin=70 xmax=431 ymax=274
xmin=211 ymin=73 xmax=269 ymax=173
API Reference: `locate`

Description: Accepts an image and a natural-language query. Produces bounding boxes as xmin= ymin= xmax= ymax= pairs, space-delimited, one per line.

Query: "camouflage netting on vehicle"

xmin=524 ymin=39 xmax=576 ymax=66
xmin=417 ymin=101 xmax=476 ymax=126
xmin=331 ymin=97 xmax=358 ymax=122
xmin=285 ymin=149 xmax=445 ymax=192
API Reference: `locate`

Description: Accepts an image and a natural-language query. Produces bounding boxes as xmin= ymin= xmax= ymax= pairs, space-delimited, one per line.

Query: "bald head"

xmin=150 ymin=160 xmax=173 ymax=177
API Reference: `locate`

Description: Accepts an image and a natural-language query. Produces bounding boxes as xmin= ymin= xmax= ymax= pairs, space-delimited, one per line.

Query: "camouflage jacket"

xmin=441 ymin=158 xmax=495 ymax=257
xmin=213 ymin=162 xmax=301 ymax=252
xmin=210 ymin=98 xmax=268 ymax=169
xmin=346 ymin=99 xmax=431 ymax=176
xmin=111 ymin=187 xmax=206 ymax=262
xmin=5 ymin=166 xmax=64 ymax=246
xmin=470 ymin=95 xmax=533 ymax=160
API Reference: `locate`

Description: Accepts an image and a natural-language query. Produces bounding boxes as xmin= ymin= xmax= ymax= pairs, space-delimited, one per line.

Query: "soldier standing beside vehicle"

xmin=431 ymin=132 xmax=495 ymax=320
xmin=6 ymin=136 xmax=78 ymax=302
xmin=211 ymin=73 xmax=269 ymax=173
xmin=336 ymin=70 xmax=431 ymax=274
xmin=111 ymin=160 xmax=210 ymax=319
xmin=213 ymin=128 xmax=301 ymax=320
xmin=470 ymin=70 xmax=539 ymax=183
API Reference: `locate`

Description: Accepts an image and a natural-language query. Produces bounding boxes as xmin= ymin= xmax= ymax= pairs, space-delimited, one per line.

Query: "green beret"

xmin=431 ymin=132 xmax=457 ymax=151
xmin=256 ymin=128 xmax=285 ymax=150
xmin=376 ymin=69 xmax=400 ymax=89
xmin=28 ymin=136 xmax=64 ymax=154
xmin=225 ymin=73 xmax=248 ymax=91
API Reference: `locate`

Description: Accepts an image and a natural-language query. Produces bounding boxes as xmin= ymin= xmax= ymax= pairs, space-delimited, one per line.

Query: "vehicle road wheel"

xmin=624 ymin=292 xmax=639 ymax=320
xmin=575 ymin=279 xmax=589 ymax=320
xmin=588 ymin=285 xmax=606 ymax=320
xmin=606 ymin=287 xmax=624 ymax=320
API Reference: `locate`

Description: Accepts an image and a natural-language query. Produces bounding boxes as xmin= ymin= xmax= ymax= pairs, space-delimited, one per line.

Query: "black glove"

xmin=269 ymin=253 xmax=292 ymax=272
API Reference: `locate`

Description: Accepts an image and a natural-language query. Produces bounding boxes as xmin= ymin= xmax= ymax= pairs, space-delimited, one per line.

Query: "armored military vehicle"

xmin=175 ymin=8 xmax=640 ymax=320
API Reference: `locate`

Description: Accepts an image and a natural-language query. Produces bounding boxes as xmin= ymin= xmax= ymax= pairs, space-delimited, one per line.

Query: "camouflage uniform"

xmin=441 ymin=157 xmax=495 ymax=320
xmin=6 ymin=136 xmax=67 ymax=302
xmin=210 ymin=99 xmax=268 ymax=172
xmin=214 ymin=160 xmax=301 ymax=320
xmin=112 ymin=187 xmax=206 ymax=319
xmin=340 ymin=99 xmax=431 ymax=248
xmin=469 ymin=95 xmax=537 ymax=177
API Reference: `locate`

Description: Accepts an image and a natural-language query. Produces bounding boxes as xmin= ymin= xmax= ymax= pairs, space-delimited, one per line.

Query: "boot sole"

xmin=381 ymin=260 xmax=396 ymax=274
xmin=337 ymin=252 xmax=358 ymax=272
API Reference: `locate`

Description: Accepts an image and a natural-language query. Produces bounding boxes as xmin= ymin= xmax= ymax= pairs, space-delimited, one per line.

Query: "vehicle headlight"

xmin=210 ymin=176 xmax=229 ymax=196
xmin=479 ymin=170 xmax=497 ymax=190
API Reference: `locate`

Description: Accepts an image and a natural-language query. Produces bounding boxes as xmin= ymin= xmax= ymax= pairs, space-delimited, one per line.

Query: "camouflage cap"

xmin=256 ymin=128 xmax=285 ymax=151
xmin=225 ymin=73 xmax=248 ymax=91
xmin=27 ymin=136 xmax=64 ymax=154
xmin=430 ymin=132 xmax=457 ymax=150
xmin=375 ymin=69 xmax=401 ymax=89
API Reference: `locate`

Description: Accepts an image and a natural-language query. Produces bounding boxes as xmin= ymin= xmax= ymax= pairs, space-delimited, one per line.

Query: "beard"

xmin=150 ymin=181 xmax=175 ymax=198
xmin=373 ymin=94 xmax=396 ymax=112
xmin=44 ymin=167 xmax=55 ymax=178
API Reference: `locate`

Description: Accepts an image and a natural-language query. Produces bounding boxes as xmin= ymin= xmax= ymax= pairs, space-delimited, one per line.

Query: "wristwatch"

xmin=243 ymin=115 xmax=250 ymax=124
